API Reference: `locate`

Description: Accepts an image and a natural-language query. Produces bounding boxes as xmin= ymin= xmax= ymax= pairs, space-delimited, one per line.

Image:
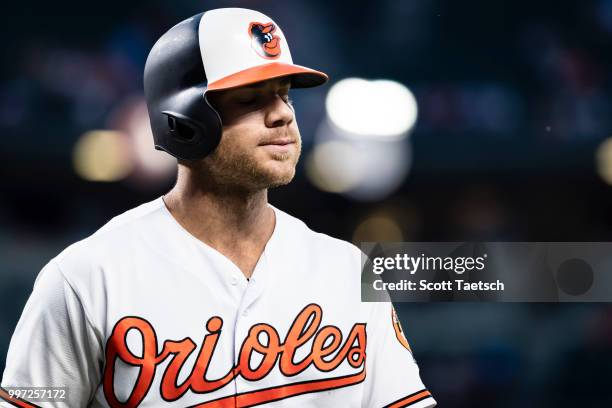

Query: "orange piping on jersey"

xmin=384 ymin=389 xmax=432 ymax=408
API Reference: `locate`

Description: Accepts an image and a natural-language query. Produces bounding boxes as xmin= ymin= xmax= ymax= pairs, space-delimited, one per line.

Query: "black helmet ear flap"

xmin=164 ymin=112 xmax=198 ymax=143
xmin=157 ymin=108 xmax=221 ymax=159
xmin=151 ymin=84 xmax=222 ymax=160
xmin=154 ymin=108 xmax=221 ymax=159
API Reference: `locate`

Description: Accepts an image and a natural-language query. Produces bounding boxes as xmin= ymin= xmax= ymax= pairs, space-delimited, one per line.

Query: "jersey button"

xmin=230 ymin=276 xmax=239 ymax=286
xmin=242 ymin=309 xmax=249 ymax=317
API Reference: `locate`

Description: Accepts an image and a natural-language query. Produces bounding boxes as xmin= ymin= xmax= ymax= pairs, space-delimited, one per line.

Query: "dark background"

xmin=2 ymin=0 xmax=612 ymax=406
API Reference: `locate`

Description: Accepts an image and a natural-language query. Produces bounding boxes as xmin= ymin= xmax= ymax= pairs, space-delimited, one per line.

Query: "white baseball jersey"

xmin=1 ymin=198 xmax=436 ymax=408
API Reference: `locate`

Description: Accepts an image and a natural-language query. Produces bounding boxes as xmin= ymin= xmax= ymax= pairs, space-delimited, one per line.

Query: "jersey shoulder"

xmin=52 ymin=197 xmax=165 ymax=279
xmin=94 ymin=197 xmax=164 ymax=234
xmin=272 ymin=205 xmax=363 ymax=260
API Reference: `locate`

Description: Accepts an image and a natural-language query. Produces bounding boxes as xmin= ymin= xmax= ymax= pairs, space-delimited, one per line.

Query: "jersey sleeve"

xmin=362 ymin=302 xmax=436 ymax=408
xmin=1 ymin=261 xmax=103 ymax=407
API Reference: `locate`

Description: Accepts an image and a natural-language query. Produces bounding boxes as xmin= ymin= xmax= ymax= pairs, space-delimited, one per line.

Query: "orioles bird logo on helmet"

xmin=249 ymin=22 xmax=282 ymax=59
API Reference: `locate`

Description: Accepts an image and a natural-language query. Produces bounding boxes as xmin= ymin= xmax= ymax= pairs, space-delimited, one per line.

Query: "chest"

xmin=94 ymin=253 xmax=366 ymax=407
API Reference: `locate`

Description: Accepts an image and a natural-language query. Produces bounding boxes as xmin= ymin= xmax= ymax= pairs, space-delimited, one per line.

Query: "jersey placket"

xmin=232 ymin=249 xmax=270 ymax=397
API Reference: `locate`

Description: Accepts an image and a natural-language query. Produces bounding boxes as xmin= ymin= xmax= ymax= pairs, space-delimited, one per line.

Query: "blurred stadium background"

xmin=2 ymin=0 xmax=612 ymax=406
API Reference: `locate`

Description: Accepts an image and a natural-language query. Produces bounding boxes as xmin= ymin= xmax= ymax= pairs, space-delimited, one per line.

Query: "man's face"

xmin=199 ymin=77 xmax=301 ymax=192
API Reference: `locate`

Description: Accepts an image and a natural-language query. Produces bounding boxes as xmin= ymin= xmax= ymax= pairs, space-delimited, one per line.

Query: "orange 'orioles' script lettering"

xmin=103 ymin=304 xmax=367 ymax=408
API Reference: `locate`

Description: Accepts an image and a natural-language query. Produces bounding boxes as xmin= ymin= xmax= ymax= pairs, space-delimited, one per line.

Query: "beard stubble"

xmin=200 ymin=135 xmax=302 ymax=192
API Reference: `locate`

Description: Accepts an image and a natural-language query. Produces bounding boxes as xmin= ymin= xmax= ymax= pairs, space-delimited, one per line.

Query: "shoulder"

xmin=272 ymin=205 xmax=363 ymax=261
xmin=272 ymin=207 xmax=367 ymax=307
xmin=23 ymin=198 xmax=168 ymax=331
xmin=95 ymin=197 xmax=165 ymax=234
xmin=52 ymin=197 xmax=166 ymax=281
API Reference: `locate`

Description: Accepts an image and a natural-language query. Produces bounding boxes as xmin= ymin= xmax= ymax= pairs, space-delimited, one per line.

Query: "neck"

xmin=163 ymin=166 xmax=276 ymax=278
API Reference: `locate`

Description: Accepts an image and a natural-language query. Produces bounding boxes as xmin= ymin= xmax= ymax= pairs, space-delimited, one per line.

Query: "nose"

xmin=264 ymin=94 xmax=294 ymax=128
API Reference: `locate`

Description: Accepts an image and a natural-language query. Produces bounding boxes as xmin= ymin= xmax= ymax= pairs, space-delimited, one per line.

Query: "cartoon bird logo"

xmin=248 ymin=22 xmax=282 ymax=59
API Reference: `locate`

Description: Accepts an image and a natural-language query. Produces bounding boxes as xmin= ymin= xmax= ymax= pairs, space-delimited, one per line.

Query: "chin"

xmin=267 ymin=171 xmax=296 ymax=188
xmin=259 ymin=165 xmax=296 ymax=189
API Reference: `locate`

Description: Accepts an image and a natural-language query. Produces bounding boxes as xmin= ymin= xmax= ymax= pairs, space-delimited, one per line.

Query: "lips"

xmin=259 ymin=137 xmax=295 ymax=146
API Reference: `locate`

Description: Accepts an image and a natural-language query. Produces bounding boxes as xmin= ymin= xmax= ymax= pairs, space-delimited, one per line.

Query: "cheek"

xmin=289 ymin=122 xmax=302 ymax=149
xmin=216 ymin=111 xmax=301 ymax=154
xmin=219 ymin=123 xmax=259 ymax=151
xmin=293 ymin=122 xmax=301 ymax=138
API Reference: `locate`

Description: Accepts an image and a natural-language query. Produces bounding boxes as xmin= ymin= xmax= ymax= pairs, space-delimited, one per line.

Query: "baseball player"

xmin=1 ymin=8 xmax=435 ymax=408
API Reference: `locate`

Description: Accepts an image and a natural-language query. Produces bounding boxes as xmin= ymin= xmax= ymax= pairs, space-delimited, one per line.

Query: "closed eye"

xmin=237 ymin=97 xmax=257 ymax=105
xmin=280 ymin=91 xmax=292 ymax=105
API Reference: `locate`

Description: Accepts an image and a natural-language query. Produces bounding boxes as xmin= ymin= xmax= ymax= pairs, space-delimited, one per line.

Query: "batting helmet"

xmin=143 ymin=8 xmax=328 ymax=160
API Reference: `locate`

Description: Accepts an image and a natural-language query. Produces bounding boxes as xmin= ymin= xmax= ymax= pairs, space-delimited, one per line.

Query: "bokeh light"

xmin=308 ymin=119 xmax=412 ymax=201
xmin=305 ymin=140 xmax=364 ymax=193
xmin=352 ymin=213 xmax=404 ymax=242
xmin=596 ymin=137 xmax=612 ymax=185
xmin=107 ymin=97 xmax=176 ymax=186
xmin=72 ymin=130 xmax=132 ymax=182
xmin=325 ymin=78 xmax=418 ymax=139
